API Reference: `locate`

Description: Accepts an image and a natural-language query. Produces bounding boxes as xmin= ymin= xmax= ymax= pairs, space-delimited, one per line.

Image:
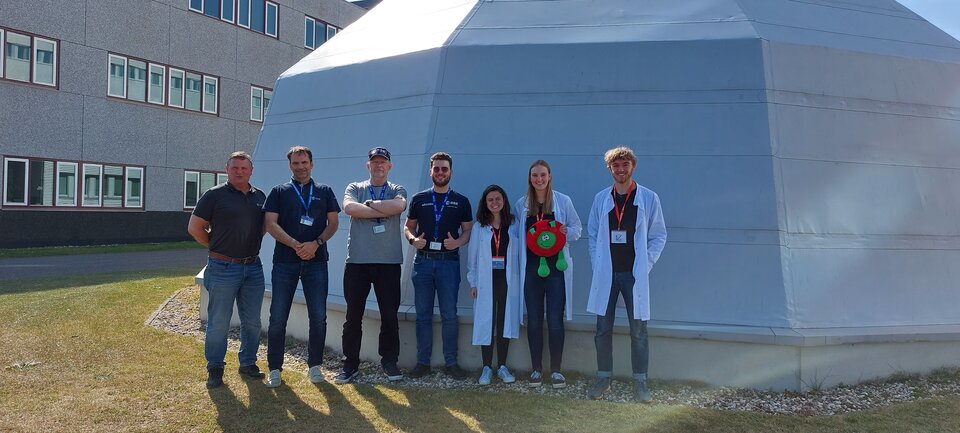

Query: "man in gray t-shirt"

xmin=335 ymin=147 xmax=409 ymax=384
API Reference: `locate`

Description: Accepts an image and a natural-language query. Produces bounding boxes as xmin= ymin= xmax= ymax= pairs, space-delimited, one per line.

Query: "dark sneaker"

xmin=408 ymin=363 xmax=432 ymax=379
xmin=383 ymin=362 xmax=403 ymax=382
xmin=444 ymin=365 xmax=470 ymax=380
xmin=206 ymin=367 xmax=224 ymax=389
xmin=528 ymin=370 xmax=543 ymax=388
xmin=334 ymin=367 xmax=359 ymax=385
xmin=634 ymin=379 xmax=653 ymax=403
xmin=587 ymin=377 xmax=612 ymax=400
xmin=550 ymin=372 xmax=567 ymax=389
xmin=238 ymin=364 xmax=265 ymax=380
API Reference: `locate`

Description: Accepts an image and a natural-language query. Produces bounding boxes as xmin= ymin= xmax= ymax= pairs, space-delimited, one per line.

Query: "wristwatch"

xmin=408 ymin=237 xmax=414 ymax=245
xmin=316 ymin=237 xmax=324 ymax=246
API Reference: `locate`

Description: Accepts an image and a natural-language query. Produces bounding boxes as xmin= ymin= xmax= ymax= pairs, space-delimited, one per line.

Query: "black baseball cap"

xmin=368 ymin=147 xmax=391 ymax=161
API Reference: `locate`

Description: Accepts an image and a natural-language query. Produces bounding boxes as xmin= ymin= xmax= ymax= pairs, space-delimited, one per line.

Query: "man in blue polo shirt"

xmin=403 ymin=152 xmax=473 ymax=379
xmin=262 ymin=146 xmax=341 ymax=388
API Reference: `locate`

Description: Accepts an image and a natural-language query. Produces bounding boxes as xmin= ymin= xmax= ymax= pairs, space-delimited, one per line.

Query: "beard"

xmin=432 ymin=174 xmax=450 ymax=187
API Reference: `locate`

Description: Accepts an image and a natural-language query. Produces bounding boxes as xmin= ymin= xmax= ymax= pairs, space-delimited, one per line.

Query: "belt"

xmin=208 ymin=252 xmax=259 ymax=264
xmin=416 ymin=250 xmax=459 ymax=260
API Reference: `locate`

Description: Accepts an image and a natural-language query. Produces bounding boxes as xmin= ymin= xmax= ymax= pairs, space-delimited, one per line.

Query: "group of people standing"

xmin=187 ymin=145 xmax=666 ymax=403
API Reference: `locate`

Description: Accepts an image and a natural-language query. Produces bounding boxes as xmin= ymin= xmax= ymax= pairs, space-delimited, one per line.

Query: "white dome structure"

xmin=237 ymin=0 xmax=960 ymax=389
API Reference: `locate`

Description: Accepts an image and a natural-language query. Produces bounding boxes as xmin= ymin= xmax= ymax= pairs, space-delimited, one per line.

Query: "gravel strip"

xmin=148 ymin=286 xmax=960 ymax=416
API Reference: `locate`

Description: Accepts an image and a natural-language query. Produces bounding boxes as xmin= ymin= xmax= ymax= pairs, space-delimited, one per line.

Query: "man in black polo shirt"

xmin=188 ymin=151 xmax=267 ymax=389
xmin=262 ymin=146 xmax=340 ymax=388
xmin=403 ymin=152 xmax=473 ymax=379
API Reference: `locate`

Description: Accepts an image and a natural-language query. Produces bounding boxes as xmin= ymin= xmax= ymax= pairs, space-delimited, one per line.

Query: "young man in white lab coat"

xmin=586 ymin=146 xmax=667 ymax=402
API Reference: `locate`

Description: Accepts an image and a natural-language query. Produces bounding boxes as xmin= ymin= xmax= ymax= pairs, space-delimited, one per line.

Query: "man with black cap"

xmin=335 ymin=147 xmax=408 ymax=384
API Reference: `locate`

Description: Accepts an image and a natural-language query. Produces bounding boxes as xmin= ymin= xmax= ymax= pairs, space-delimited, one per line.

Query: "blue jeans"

xmin=203 ymin=257 xmax=265 ymax=370
xmin=524 ymin=268 xmax=565 ymax=373
xmin=595 ymin=271 xmax=648 ymax=380
xmin=412 ymin=254 xmax=461 ymax=366
xmin=267 ymin=261 xmax=328 ymax=371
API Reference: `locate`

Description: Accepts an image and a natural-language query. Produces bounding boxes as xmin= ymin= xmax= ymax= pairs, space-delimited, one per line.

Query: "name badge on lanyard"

xmin=492 ymin=256 xmax=505 ymax=269
xmin=369 ymin=183 xmax=388 ymax=234
xmin=430 ymin=191 xmax=449 ymax=251
xmin=429 ymin=241 xmax=442 ymax=251
xmin=610 ymin=182 xmax=635 ymax=245
xmin=491 ymin=227 xmax=505 ymax=268
xmin=611 ymin=230 xmax=627 ymax=244
xmin=293 ymin=181 xmax=314 ymax=226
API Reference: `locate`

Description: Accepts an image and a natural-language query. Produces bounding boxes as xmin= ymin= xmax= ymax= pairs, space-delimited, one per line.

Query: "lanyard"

xmin=431 ymin=191 xmax=449 ymax=240
xmin=368 ymin=183 xmax=388 ymax=224
xmin=611 ymin=181 xmax=635 ymax=230
xmin=491 ymin=226 xmax=502 ymax=256
xmin=291 ymin=180 xmax=313 ymax=215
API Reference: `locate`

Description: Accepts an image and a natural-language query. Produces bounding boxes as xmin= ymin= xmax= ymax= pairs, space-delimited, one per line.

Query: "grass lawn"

xmin=1 ymin=270 xmax=958 ymax=433
xmin=0 ymin=241 xmax=202 ymax=259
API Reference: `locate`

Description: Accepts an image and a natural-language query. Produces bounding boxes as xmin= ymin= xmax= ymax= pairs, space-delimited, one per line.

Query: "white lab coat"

xmin=466 ymin=220 xmax=522 ymax=345
xmin=516 ymin=191 xmax=583 ymax=321
xmin=587 ymin=183 xmax=666 ymax=321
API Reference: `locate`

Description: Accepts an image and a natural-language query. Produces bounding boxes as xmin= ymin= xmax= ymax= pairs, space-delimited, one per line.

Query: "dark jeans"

xmin=412 ymin=254 xmax=461 ymax=366
xmin=524 ymin=267 xmax=565 ymax=373
xmin=341 ymin=263 xmax=401 ymax=370
xmin=595 ymin=271 xmax=649 ymax=379
xmin=203 ymin=258 xmax=265 ymax=370
xmin=267 ymin=261 xmax=328 ymax=371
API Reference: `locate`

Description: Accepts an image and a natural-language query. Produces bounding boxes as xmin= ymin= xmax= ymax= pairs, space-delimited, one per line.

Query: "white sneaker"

xmin=497 ymin=365 xmax=516 ymax=384
xmin=266 ymin=369 xmax=281 ymax=388
xmin=309 ymin=366 xmax=324 ymax=383
xmin=478 ymin=366 xmax=492 ymax=386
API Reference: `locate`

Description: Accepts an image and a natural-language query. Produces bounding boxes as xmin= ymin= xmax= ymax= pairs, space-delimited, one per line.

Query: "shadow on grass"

xmin=0 ymin=266 xmax=199 ymax=296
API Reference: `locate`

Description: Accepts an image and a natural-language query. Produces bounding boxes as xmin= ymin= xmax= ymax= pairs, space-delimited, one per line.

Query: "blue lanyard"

xmin=291 ymin=180 xmax=313 ymax=215
xmin=431 ymin=191 xmax=449 ymax=241
xmin=368 ymin=183 xmax=388 ymax=224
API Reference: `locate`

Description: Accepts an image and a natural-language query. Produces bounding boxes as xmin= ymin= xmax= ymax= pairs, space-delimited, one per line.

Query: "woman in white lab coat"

xmin=467 ymin=185 xmax=521 ymax=385
xmin=516 ymin=160 xmax=582 ymax=389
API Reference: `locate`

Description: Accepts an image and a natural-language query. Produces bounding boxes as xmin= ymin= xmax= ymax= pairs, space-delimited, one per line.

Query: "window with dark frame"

xmin=250 ymin=85 xmax=272 ymax=122
xmin=189 ymin=0 xmax=279 ymax=39
xmin=106 ymin=53 xmax=218 ymax=116
xmin=183 ymin=170 xmax=227 ymax=209
xmin=1 ymin=26 xmax=59 ymax=88
xmin=304 ymin=15 xmax=339 ymax=49
xmin=1 ymin=156 xmax=144 ymax=210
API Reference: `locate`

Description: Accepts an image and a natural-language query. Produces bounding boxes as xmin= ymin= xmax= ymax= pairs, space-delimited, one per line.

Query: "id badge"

xmin=611 ymin=230 xmax=627 ymax=244
xmin=492 ymin=256 xmax=505 ymax=270
xmin=373 ymin=224 xmax=386 ymax=234
xmin=429 ymin=241 xmax=442 ymax=251
xmin=300 ymin=216 xmax=315 ymax=226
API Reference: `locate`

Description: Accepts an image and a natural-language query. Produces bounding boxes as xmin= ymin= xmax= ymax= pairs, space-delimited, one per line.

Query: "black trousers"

xmin=341 ymin=263 xmax=401 ymax=370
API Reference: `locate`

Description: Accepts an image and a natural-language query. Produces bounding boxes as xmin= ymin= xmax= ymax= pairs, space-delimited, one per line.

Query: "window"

xmin=108 ymin=54 xmax=217 ymax=115
xmin=265 ymin=2 xmax=278 ymax=37
xmin=327 ymin=25 xmax=337 ymax=41
xmin=125 ymin=167 xmax=143 ymax=208
xmin=28 ymin=160 xmax=54 ymax=206
xmin=169 ymin=68 xmax=184 ymax=108
xmin=82 ymin=164 xmax=102 ymax=207
xmin=108 ymin=55 xmax=127 ymax=97
xmin=190 ymin=0 xmax=278 ymax=38
xmin=4 ymin=31 xmax=31 ymax=82
xmin=250 ymin=86 xmax=263 ymax=122
xmin=33 ymin=38 xmax=56 ymax=86
xmin=56 ymin=162 xmax=77 ymax=207
xmin=202 ymin=76 xmax=218 ymax=114
xmin=304 ymin=16 xmax=315 ymax=49
xmin=184 ymin=170 xmax=225 ymax=208
xmin=185 ymin=72 xmax=201 ymax=111
xmin=127 ymin=59 xmax=147 ymax=102
xmin=264 ymin=89 xmax=272 ymax=116
xmin=3 ymin=158 xmax=27 ymax=205
xmin=238 ymin=0 xmax=251 ymax=28
xmin=148 ymin=64 xmax=165 ymax=105
xmin=3 ymin=156 xmax=144 ymax=209
xmin=1 ymin=27 xmax=59 ymax=87
xmin=221 ymin=0 xmax=234 ymax=23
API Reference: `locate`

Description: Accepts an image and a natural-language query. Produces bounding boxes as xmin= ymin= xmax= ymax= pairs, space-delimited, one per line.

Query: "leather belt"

xmin=208 ymin=251 xmax=259 ymax=264
xmin=416 ymin=250 xmax=459 ymax=260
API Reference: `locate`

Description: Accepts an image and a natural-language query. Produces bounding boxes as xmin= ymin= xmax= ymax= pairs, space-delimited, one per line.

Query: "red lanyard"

xmin=491 ymin=227 xmax=502 ymax=256
xmin=611 ymin=181 xmax=635 ymax=230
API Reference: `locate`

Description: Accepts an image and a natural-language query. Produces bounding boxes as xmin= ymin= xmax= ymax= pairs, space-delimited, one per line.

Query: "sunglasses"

xmin=431 ymin=166 xmax=450 ymax=173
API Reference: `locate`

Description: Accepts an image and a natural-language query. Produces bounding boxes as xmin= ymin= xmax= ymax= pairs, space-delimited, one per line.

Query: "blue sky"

xmin=894 ymin=0 xmax=960 ymax=39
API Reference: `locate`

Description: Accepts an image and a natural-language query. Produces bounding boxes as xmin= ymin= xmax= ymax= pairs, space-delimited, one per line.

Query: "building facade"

xmin=0 ymin=0 xmax=365 ymax=247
